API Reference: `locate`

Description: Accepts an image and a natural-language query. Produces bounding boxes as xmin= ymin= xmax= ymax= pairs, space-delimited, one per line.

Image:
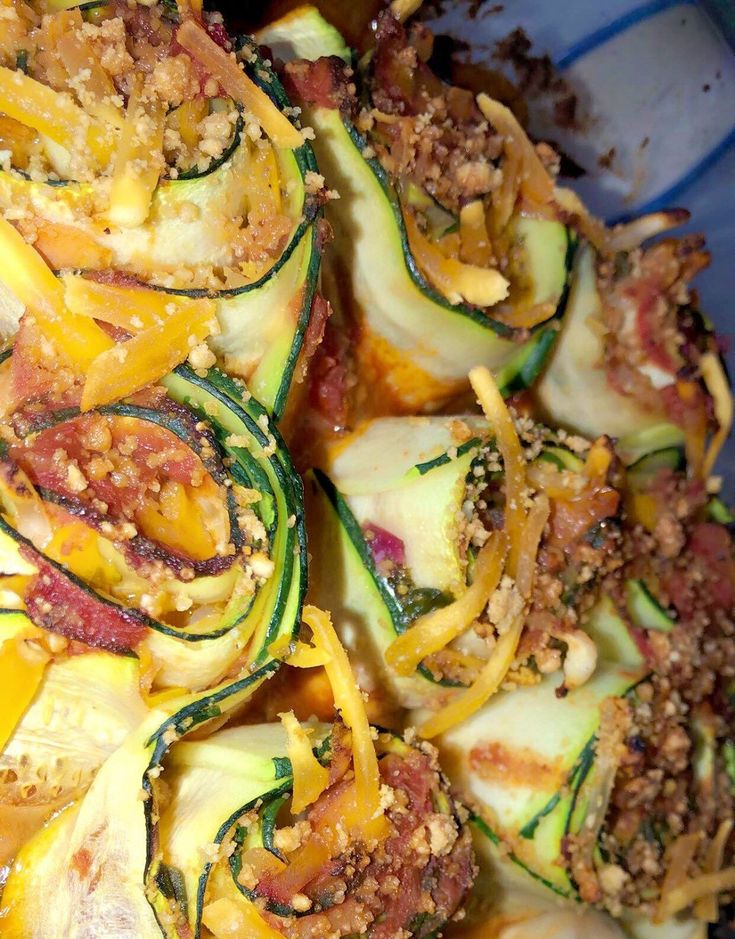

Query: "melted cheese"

xmin=279 ymin=710 xmax=330 ymax=813
xmin=303 ymin=606 xmax=382 ymax=819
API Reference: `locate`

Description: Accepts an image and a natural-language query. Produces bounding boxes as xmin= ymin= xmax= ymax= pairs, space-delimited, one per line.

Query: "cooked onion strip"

xmin=607 ymin=209 xmax=690 ymax=253
xmin=385 ymin=531 xmax=508 ymax=676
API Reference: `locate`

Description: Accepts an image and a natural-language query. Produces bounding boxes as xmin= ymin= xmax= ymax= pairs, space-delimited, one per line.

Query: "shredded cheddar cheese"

xmin=405 ymin=210 xmax=509 ymax=307
xmin=0 ymin=216 xmax=114 ymax=371
xmin=64 ymin=276 xmax=201 ymax=333
xmin=418 ymin=495 xmax=549 ymax=738
xmin=303 ymin=606 xmax=382 ymax=819
xmin=476 ymin=94 xmax=553 ymax=209
xmin=176 ymin=20 xmax=303 ymax=150
xmin=279 ymin=710 xmax=330 ymax=813
xmin=469 ymin=365 xmax=527 ymax=578
xmin=0 ymin=66 xmax=114 ymax=168
xmin=108 ymin=76 xmax=166 ymax=228
xmin=80 ymin=298 xmax=218 ymax=411
xmin=385 ymin=531 xmax=508 ymax=676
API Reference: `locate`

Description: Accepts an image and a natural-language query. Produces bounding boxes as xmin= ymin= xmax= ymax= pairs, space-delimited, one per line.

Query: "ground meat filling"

xmin=285 ymin=11 xmax=561 ymax=319
xmin=598 ymin=237 xmax=716 ymax=441
xmin=4 ymin=0 xmax=239 ymax=181
xmin=565 ymin=469 xmax=735 ymax=916
xmin=364 ymin=419 xmax=621 ymax=691
xmin=225 ymin=734 xmax=475 ymax=939
xmin=358 ymin=14 xmax=506 ymax=216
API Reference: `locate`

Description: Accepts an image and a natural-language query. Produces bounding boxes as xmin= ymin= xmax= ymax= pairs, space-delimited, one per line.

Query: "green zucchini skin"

xmin=534 ymin=243 xmax=725 ymax=467
xmin=0 ymin=364 xmax=306 ymax=691
xmin=2 ymin=712 xmax=472 ymax=939
xmin=440 ymin=600 xmax=648 ymax=900
xmin=306 ymin=415 xmax=483 ymax=708
xmin=0 ymin=662 xmax=282 ymax=939
xmin=306 ymin=104 xmax=573 ymax=410
xmin=260 ymin=5 xmax=574 ymax=409
xmin=0 ymin=31 xmax=323 ymax=418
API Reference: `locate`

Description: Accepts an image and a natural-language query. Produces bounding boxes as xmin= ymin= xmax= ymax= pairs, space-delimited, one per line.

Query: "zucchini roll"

xmin=261 ymin=7 xmax=573 ymax=415
xmin=438 ymin=454 xmax=735 ymax=927
xmin=536 ymin=232 xmax=732 ymax=474
xmin=308 ymin=368 xmax=622 ymax=731
xmin=1 ymin=611 xmax=476 ymax=939
xmin=0 ymin=0 xmax=325 ymax=415
xmin=0 ymin=348 xmax=306 ymax=692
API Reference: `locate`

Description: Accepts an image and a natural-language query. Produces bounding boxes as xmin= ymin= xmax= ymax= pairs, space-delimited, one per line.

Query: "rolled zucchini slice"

xmin=440 ymin=651 xmax=647 ymax=898
xmin=307 ymin=414 xmax=621 ymax=710
xmin=0 ymin=607 xmax=150 ymax=865
xmin=265 ymin=7 xmax=574 ymax=413
xmin=0 ymin=2 xmax=324 ymax=415
xmin=0 ymin=363 xmax=306 ymax=692
xmin=2 ymin=715 xmax=476 ymax=939
xmin=535 ymin=243 xmax=731 ymax=471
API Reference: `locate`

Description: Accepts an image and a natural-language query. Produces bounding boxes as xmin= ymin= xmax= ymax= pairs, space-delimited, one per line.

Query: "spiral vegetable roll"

xmin=0 ymin=0 xmax=327 ymax=415
xmin=0 ymin=345 xmax=306 ymax=692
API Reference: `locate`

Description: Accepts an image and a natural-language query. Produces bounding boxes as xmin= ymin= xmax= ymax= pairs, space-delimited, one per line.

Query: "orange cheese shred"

xmin=303 ymin=606 xmax=382 ymax=819
xmin=176 ymin=20 xmax=303 ymax=149
xmin=385 ymin=531 xmax=508 ymax=676
xmin=0 ymin=65 xmax=114 ymax=168
xmin=108 ymin=76 xmax=166 ymax=228
xmin=80 ymin=298 xmax=218 ymax=411
xmin=0 ymin=216 xmax=114 ymax=371
xmin=278 ymin=710 xmax=330 ymax=814
xmin=405 ymin=210 xmax=509 ymax=308
xmin=469 ymin=365 xmax=527 ymax=578
xmin=476 ymin=93 xmax=553 ymax=209
xmin=418 ymin=495 xmax=549 ymax=739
